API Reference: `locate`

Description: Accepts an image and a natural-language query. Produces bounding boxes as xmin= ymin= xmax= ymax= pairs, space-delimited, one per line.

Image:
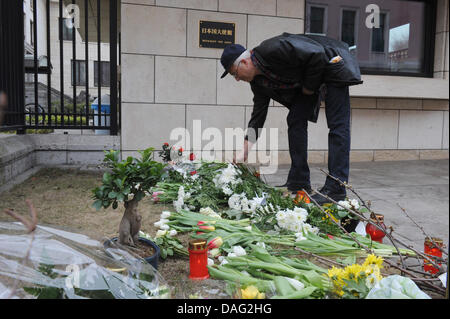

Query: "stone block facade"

xmin=120 ymin=0 xmax=449 ymax=165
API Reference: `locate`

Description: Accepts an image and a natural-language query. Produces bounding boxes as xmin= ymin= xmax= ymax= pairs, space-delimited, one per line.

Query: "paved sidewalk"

xmin=263 ymin=159 xmax=449 ymax=252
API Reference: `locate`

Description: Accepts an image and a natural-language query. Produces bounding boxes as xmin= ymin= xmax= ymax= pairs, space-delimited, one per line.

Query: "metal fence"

xmin=0 ymin=0 xmax=120 ymax=134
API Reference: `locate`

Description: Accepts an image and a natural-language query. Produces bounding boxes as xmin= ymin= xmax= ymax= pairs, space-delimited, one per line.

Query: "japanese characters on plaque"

xmin=199 ymin=20 xmax=235 ymax=49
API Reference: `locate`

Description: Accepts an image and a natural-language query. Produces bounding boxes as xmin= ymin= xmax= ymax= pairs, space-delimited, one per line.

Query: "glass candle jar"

xmin=423 ymin=237 xmax=444 ymax=274
xmin=188 ymin=239 xmax=210 ymax=280
xmin=365 ymin=214 xmax=386 ymax=243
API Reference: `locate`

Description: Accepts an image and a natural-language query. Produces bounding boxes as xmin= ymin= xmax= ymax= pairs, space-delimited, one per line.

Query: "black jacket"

xmin=246 ymin=33 xmax=363 ymax=142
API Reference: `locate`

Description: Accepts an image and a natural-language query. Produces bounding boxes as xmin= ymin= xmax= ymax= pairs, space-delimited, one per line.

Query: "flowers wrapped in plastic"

xmin=0 ymin=222 xmax=171 ymax=299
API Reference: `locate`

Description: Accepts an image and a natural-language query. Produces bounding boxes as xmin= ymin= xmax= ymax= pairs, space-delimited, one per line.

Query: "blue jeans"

xmin=286 ymin=84 xmax=350 ymax=192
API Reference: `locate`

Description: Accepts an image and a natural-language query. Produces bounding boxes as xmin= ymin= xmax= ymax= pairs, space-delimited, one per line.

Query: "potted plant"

xmin=92 ymin=148 xmax=166 ymax=265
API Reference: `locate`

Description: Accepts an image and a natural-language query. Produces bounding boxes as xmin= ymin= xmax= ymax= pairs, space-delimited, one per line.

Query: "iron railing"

xmin=0 ymin=0 xmax=120 ymax=134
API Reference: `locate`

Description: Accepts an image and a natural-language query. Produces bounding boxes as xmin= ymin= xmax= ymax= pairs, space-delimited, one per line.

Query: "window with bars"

xmin=94 ymin=61 xmax=111 ymax=87
xmin=59 ymin=17 xmax=74 ymax=41
xmin=71 ymin=60 xmax=87 ymax=86
xmin=306 ymin=4 xmax=327 ymax=35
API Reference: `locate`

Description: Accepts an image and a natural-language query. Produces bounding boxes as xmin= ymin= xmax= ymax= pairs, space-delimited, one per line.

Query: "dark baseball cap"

xmin=220 ymin=44 xmax=246 ymax=78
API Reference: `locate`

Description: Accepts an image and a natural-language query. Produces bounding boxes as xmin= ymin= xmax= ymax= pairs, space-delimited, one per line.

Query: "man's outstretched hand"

xmin=233 ymin=139 xmax=253 ymax=163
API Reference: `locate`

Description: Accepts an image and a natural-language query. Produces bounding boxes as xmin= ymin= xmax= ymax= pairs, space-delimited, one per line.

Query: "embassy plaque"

xmin=199 ymin=20 xmax=235 ymax=49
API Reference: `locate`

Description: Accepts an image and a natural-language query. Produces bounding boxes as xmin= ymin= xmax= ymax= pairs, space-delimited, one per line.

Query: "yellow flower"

xmin=363 ymin=254 xmax=384 ymax=269
xmin=328 ymin=266 xmax=344 ymax=279
xmin=241 ymin=286 xmax=265 ymax=299
xmin=344 ymin=264 xmax=365 ymax=279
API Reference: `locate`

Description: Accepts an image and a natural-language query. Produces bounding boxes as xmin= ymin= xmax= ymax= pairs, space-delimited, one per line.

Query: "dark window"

xmin=371 ymin=13 xmax=387 ymax=52
xmin=94 ymin=61 xmax=110 ymax=87
xmin=308 ymin=6 xmax=327 ymax=34
xmin=72 ymin=60 xmax=87 ymax=86
xmin=341 ymin=10 xmax=357 ymax=47
xmin=30 ymin=21 xmax=34 ymax=46
xmin=59 ymin=17 xmax=74 ymax=41
xmin=306 ymin=0 xmax=434 ymax=76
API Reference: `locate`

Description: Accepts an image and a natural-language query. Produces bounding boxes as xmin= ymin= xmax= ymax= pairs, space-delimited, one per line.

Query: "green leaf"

xmin=108 ymin=192 xmax=117 ymax=199
xmin=93 ymin=200 xmax=103 ymax=211
xmin=102 ymin=172 xmax=111 ymax=183
xmin=135 ymin=191 xmax=145 ymax=202
xmin=114 ymin=179 xmax=123 ymax=188
xmin=160 ymin=249 xmax=167 ymax=259
xmin=116 ymin=193 xmax=125 ymax=202
xmin=337 ymin=210 xmax=349 ymax=218
xmin=112 ymin=201 xmax=118 ymax=209
xmin=167 ymin=248 xmax=173 ymax=256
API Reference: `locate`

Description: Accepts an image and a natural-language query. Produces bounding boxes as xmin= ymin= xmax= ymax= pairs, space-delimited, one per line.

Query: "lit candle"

xmin=188 ymin=239 xmax=210 ymax=280
xmin=365 ymin=214 xmax=386 ymax=243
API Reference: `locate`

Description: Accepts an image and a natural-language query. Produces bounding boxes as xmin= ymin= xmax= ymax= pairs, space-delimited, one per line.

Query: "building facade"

xmin=118 ymin=0 xmax=449 ymax=163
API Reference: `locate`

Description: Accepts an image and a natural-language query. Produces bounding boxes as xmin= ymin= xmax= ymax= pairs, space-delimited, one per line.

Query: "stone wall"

xmin=120 ymin=0 xmax=449 ymax=164
xmin=0 ymin=134 xmax=120 ymax=189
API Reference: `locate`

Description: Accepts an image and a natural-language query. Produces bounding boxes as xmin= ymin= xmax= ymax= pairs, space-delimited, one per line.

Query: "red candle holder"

xmin=188 ymin=239 xmax=210 ymax=280
xmin=365 ymin=214 xmax=386 ymax=243
xmin=423 ymin=237 xmax=444 ymax=274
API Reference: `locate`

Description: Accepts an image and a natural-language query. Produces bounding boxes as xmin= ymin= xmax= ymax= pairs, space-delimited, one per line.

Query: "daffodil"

xmin=241 ymin=285 xmax=265 ymax=299
xmin=363 ymin=254 xmax=384 ymax=269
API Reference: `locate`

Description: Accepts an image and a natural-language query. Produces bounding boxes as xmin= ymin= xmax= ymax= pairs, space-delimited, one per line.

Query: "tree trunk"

xmin=118 ymin=197 xmax=142 ymax=246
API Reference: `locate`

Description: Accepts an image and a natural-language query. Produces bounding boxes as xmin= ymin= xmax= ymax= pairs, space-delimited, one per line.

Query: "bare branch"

xmin=396 ymin=203 xmax=447 ymax=256
xmin=2 ymin=200 xmax=39 ymax=298
xmin=315 ymin=170 xmax=446 ymax=272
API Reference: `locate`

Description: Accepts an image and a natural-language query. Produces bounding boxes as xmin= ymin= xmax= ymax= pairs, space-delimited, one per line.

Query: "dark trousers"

xmin=286 ymin=84 xmax=350 ymax=193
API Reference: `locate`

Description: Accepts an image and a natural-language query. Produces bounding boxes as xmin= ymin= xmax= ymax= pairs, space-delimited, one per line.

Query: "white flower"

xmin=159 ymin=224 xmax=170 ymax=230
xmin=218 ymin=256 xmax=225 ymax=263
xmin=156 ymin=230 xmax=168 ymax=238
xmin=220 ymin=259 xmax=229 ymax=266
xmin=222 ymin=185 xmax=233 ymax=195
xmin=168 ymin=229 xmax=177 ymax=237
xmin=338 ymin=200 xmax=351 ymax=210
xmin=276 ymin=211 xmax=287 ymax=221
xmin=161 ymin=211 xmax=171 ymax=219
xmin=244 ymin=226 xmax=252 ymax=231
xmin=207 ymin=258 xmax=214 ymax=266
xmin=153 ymin=221 xmax=162 ymax=228
xmin=350 ymin=199 xmax=360 ymax=210
xmin=232 ymin=246 xmax=246 ymax=257
xmin=227 ymin=252 xmax=237 ymax=258
xmin=295 ymin=233 xmax=307 ymax=242
xmin=159 ymin=218 xmax=169 ymax=225
xmin=200 ymin=207 xmax=222 ymax=219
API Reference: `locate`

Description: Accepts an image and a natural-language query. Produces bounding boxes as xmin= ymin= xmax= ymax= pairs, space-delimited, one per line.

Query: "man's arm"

xmin=234 ymin=84 xmax=270 ymax=162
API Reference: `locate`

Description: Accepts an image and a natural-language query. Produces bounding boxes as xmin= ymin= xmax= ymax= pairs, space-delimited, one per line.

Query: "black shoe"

xmin=276 ymin=182 xmax=290 ymax=188
xmin=310 ymin=187 xmax=346 ymax=205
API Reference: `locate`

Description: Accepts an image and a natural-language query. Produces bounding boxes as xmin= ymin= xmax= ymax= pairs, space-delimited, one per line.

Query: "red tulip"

xmin=163 ymin=142 xmax=169 ymax=146
xmin=207 ymin=237 xmax=223 ymax=249
xmin=190 ymin=170 xmax=197 ymax=176
xmin=197 ymin=221 xmax=215 ymax=231
xmin=189 ymin=153 xmax=196 ymax=161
